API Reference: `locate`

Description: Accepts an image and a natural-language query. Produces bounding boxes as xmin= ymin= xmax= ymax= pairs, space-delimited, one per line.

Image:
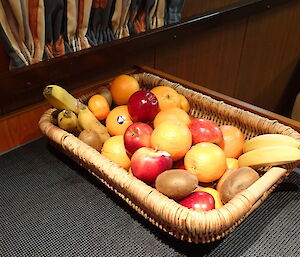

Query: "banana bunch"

xmin=43 ymin=84 xmax=111 ymax=144
xmin=238 ymin=134 xmax=300 ymax=168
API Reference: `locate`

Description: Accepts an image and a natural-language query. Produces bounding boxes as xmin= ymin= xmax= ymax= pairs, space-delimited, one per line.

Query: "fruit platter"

xmin=39 ymin=69 xmax=300 ymax=243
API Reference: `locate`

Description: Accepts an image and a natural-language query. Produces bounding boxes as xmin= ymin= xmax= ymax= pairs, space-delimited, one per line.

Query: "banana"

xmin=77 ymin=105 xmax=110 ymax=143
xmin=57 ymin=110 xmax=81 ymax=134
xmin=243 ymin=134 xmax=300 ymax=153
xmin=238 ymin=146 xmax=300 ymax=168
xmin=43 ymin=85 xmax=84 ymax=114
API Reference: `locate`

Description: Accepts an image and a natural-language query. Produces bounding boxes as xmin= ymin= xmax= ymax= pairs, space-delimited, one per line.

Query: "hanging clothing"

xmin=87 ymin=0 xmax=115 ymax=46
xmin=111 ymin=0 xmax=131 ymax=39
xmin=165 ymin=0 xmax=185 ymax=25
xmin=0 ymin=0 xmax=45 ymax=69
xmin=0 ymin=0 xmax=185 ymax=69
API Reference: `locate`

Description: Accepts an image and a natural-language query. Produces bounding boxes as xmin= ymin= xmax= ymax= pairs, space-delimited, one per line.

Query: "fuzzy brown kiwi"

xmin=78 ymin=129 xmax=103 ymax=152
xmin=155 ymin=169 xmax=198 ymax=200
xmin=216 ymin=167 xmax=260 ymax=203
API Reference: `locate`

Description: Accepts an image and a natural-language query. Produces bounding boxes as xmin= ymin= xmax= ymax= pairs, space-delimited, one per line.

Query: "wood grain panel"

xmin=154 ymin=19 xmax=247 ymax=97
xmin=235 ymin=1 xmax=300 ymax=113
xmin=0 ymin=104 xmax=49 ymax=153
xmin=182 ymin=0 xmax=242 ymax=19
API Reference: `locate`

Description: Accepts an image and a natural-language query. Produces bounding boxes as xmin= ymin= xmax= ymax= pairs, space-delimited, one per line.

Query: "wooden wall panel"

xmin=154 ymin=19 xmax=247 ymax=97
xmin=235 ymin=1 xmax=300 ymax=113
xmin=182 ymin=0 xmax=241 ymax=19
xmin=0 ymin=104 xmax=49 ymax=153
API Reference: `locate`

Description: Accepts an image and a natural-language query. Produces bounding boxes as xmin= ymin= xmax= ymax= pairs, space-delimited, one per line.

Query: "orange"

xmin=220 ymin=125 xmax=245 ymax=158
xmin=106 ymin=105 xmax=133 ymax=136
xmin=184 ymin=142 xmax=226 ymax=183
xmin=150 ymin=120 xmax=192 ymax=161
xmin=199 ymin=188 xmax=223 ymax=208
xmin=101 ymin=135 xmax=131 ymax=170
xmin=179 ymin=94 xmax=190 ymax=113
xmin=88 ymin=94 xmax=110 ymax=120
xmin=150 ymin=86 xmax=181 ymax=111
xmin=153 ymin=107 xmax=191 ymax=128
xmin=110 ymin=75 xmax=140 ymax=105
xmin=226 ymin=157 xmax=239 ymax=169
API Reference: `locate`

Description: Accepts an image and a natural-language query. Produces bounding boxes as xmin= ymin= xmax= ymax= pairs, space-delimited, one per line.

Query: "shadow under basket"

xmin=39 ymin=72 xmax=300 ymax=244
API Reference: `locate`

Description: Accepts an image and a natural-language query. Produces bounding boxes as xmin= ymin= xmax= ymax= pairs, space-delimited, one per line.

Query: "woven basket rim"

xmin=39 ymin=72 xmax=300 ymax=243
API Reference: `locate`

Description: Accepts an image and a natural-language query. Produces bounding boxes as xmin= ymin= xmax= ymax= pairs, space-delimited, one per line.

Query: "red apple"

xmin=179 ymin=191 xmax=215 ymax=211
xmin=131 ymin=147 xmax=173 ymax=184
xmin=189 ymin=118 xmax=224 ymax=147
xmin=173 ymin=158 xmax=185 ymax=169
xmin=124 ymin=122 xmax=153 ymax=156
xmin=128 ymin=90 xmax=159 ymax=122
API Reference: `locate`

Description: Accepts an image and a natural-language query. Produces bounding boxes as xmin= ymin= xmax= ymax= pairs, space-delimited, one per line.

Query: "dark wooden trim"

xmin=0 ymin=0 xmax=297 ymax=116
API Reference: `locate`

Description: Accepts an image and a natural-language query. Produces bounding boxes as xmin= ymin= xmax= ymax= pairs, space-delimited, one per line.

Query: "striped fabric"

xmin=0 ymin=0 xmax=185 ymax=69
xmin=87 ymin=0 xmax=115 ymax=46
xmin=111 ymin=0 xmax=131 ymax=39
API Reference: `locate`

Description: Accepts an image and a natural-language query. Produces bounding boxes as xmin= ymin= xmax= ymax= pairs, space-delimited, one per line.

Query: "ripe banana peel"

xmin=243 ymin=134 xmax=300 ymax=153
xmin=43 ymin=85 xmax=84 ymax=114
xmin=238 ymin=146 xmax=300 ymax=168
xmin=77 ymin=106 xmax=110 ymax=143
xmin=57 ymin=110 xmax=81 ymax=134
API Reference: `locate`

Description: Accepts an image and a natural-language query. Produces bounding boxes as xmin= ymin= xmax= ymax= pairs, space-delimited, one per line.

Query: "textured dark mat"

xmin=0 ymin=137 xmax=299 ymax=257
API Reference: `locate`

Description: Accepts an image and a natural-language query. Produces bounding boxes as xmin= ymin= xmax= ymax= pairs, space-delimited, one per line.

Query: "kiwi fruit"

xmin=98 ymin=86 xmax=112 ymax=107
xmin=216 ymin=167 xmax=260 ymax=203
xmin=155 ymin=169 xmax=198 ymax=200
xmin=78 ymin=129 xmax=103 ymax=151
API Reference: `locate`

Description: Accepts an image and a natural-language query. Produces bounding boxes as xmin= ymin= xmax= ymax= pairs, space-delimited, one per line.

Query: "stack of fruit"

xmin=43 ymin=74 xmax=300 ymax=212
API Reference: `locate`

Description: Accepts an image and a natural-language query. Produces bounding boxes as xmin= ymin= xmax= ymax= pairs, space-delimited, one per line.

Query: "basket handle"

xmin=240 ymin=167 xmax=287 ymax=205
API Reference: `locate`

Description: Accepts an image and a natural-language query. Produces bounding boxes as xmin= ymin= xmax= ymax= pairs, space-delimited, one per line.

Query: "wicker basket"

xmin=39 ymin=72 xmax=300 ymax=244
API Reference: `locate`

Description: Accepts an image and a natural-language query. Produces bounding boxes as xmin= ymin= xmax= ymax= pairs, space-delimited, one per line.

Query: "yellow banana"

xmin=238 ymin=146 xmax=300 ymax=168
xmin=77 ymin=106 xmax=110 ymax=143
xmin=57 ymin=110 xmax=81 ymax=134
xmin=243 ymin=134 xmax=300 ymax=153
xmin=43 ymin=85 xmax=84 ymax=114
